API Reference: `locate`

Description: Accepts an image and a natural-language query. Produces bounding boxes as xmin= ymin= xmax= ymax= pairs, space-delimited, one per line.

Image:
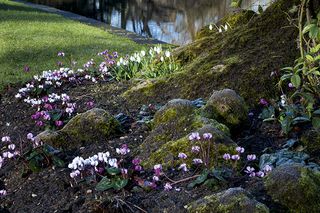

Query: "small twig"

xmin=171 ymin=175 xmax=201 ymax=186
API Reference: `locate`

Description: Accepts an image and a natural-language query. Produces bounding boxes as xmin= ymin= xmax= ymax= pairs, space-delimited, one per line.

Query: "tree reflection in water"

xmin=27 ymin=0 xmax=273 ymax=44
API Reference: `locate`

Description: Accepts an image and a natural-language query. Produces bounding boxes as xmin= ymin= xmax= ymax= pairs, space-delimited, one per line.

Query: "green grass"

xmin=0 ymin=0 xmax=143 ymax=91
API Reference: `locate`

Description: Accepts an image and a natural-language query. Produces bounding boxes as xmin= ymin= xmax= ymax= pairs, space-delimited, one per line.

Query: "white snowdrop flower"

xmin=160 ymin=56 xmax=164 ymax=62
xmin=218 ymin=27 xmax=223 ymax=33
xmin=165 ymin=50 xmax=171 ymax=58
xmin=136 ymin=56 xmax=141 ymax=63
xmin=140 ymin=50 xmax=146 ymax=57
xmin=209 ymin=24 xmax=213 ymax=31
xmin=38 ymin=85 xmax=44 ymax=89
xmin=130 ymin=56 xmax=135 ymax=62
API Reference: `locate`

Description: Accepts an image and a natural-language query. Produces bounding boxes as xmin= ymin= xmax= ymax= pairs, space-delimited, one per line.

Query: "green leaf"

xmin=292 ymin=116 xmax=310 ymax=124
xmin=52 ymin=156 xmax=65 ymax=167
xmin=309 ymin=26 xmax=319 ymax=39
xmin=258 ymin=5 xmax=263 ymax=14
xmin=291 ymin=74 xmax=301 ymax=88
xmin=187 ymin=170 xmax=209 ymax=189
xmin=26 ymin=150 xmax=40 ymax=161
xmin=113 ymin=178 xmax=128 ymax=190
xmin=263 ymin=118 xmax=277 ymax=122
xmin=28 ymin=158 xmax=42 ymax=172
xmin=305 ymin=54 xmax=314 ymax=62
xmin=303 ymin=24 xmax=316 ymax=34
xmin=313 ymin=109 xmax=320 ymax=115
xmin=96 ymin=177 xmax=113 ymax=191
xmin=106 ymin=167 xmax=121 ymax=175
xmin=312 ymin=117 xmax=320 ymax=129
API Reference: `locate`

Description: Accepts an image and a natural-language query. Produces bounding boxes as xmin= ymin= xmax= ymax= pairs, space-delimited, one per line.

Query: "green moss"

xmin=37 ymin=109 xmax=120 ymax=150
xmin=143 ymin=132 xmax=235 ymax=169
xmin=186 ymin=187 xmax=269 ymax=213
xmin=265 ymin=165 xmax=320 ymax=212
xmin=123 ymin=0 xmax=301 ymax=108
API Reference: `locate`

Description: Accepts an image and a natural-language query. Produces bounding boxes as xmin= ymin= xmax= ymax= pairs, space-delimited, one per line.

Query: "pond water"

xmin=27 ymin=0 xmax=274 ymax=45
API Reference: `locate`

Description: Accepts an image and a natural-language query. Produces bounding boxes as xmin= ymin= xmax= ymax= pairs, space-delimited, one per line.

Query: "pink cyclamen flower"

xmin=288 ymin=83 xmax=294 ymax=88
xmin=223 ymin=153 xmax=231 ymax=160
xmin=0 ymin=189 xmax=7 ymax=197
xmin=259 ymin=98 xmax=268 ymax=106
xmin=55 ymin=120 xmax=64 ymax=127
xmin=189 ymin=132 xmax=200 ymax=141
xmin=247 ymin=154 xmax=256 ymax=161
xmin=27 ymin=133 xmax=34 ymax=140
xmin=116 ymin=144 xmax=130 ymax=155
xmin=164 ymin=183 xmax=172 ymax=191
xmin=70 ymin=170 xmax=80 ymax=178
xmin=0 ymin=156 xmax=3 ymax=168
xmin=178 ymin=163 xmax=188 ymax=172
xmin=8 ymin=144 xmax=16 ymax=150
xmin=191 ymin=146 xmax=200 ymax=153
xmin=193 ymin=158 xmax=203 ymax=164
xmin=178 ymin=152 xmax=188 ymax=159
xmin=57 ymin=51 xmax=65 ymax=57
xmin=236 ymin=146 xmax=245 ymax=153
xmin=44 ymin=104 xmax=53 ymax=110
xmin=154 ymin=164 xmax=162 ymax=176
xmin=203 ymin=133 xmax=213 ymax=140
xmin=153 ymin=176 xmax=159 ymax=182
xmin=121 ymin=168 xmax=128 ymax=175
xmin=1 ymin=136 xmax=11 ymax=142
xmin=132 ymin=158 xmax=141 ymax=165
xmin=24 ymin=65 xmax=30 ymax=72
xmin=263 ymin=165 xmax=272 ymax=173
xmin=134 ymin=165 xmax=142 ymax=171
xmin=86 ymin=101 xmax=95 ymax=109
xmin=36 ymin=121 xmax=44 ymax=127
xmin=231 ymin=155 xmax=240 ymax=161
xmin=256 ymin=171 xmax=265 ymax=177
xmin=245 ymin=166 xmax=256 ymax=177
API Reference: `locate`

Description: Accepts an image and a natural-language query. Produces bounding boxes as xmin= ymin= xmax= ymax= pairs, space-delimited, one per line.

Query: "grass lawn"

xmin=0 ymin=0 xmax=143 ymax=91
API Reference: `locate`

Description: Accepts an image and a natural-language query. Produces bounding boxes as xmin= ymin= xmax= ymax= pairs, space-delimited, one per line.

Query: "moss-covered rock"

xmin=123 ymin=0 xmax=300 ymax=108
xmin=301 ymin=129 xmax=320 ymax=156
xmin=264 ymin=164 xmax=320 ymax=212
xmin=202 ymin=89 xmax=248 ymax=127
xmin=142 ymin=124 xmax=235 ymax=169
xmin=36 ymin=108 xmax=120 ymax=149
xmin=185 ymin=187 xmax=269 ymax=213
xmin=137 ymin=99 xmax=231 ymax=164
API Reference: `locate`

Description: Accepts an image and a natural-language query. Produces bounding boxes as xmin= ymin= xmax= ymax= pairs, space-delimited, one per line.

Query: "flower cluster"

xmin=223 ymin=146 xmax=272 ymax=178
xmin=188 ymin=132 xmax=213 ymax=167
xmin=0 ymin=136 xmax=20 ymax=169
xmin=68 ymin=144 xmax=134 ymax=182
xmin=109 ymin=45 xmax=180 ymax=80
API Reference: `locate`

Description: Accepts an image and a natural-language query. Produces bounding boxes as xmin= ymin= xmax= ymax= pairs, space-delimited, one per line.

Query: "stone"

xmin=202 ymin=89 xmax=248 ymax=127
xmin=264 ymin=164 xmax=320 ymax=212
xmin=137 ymin=99 xmax=231 ymax=166
xmin=185 ymin=187 xmax=269 ymax=213
xmin=36 ymin=108 xmax=120 ymax=149
xmin=301 ymin=129 xmax=320 ymax=156
xmin=142 ymin=124 xmax=235 ymax=169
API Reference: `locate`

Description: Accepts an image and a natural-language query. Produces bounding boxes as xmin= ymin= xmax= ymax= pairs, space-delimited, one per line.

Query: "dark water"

xmin=27 ymin=0 xmax=273 ymax=45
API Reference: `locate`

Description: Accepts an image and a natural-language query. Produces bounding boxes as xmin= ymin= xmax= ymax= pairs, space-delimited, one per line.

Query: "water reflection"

xmin=27 ymin=0 xmax=273 ymax=44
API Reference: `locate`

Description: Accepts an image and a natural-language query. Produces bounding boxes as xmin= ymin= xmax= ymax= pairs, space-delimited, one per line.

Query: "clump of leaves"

xmin=262 ymin=3 xmax=320 ymax=134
